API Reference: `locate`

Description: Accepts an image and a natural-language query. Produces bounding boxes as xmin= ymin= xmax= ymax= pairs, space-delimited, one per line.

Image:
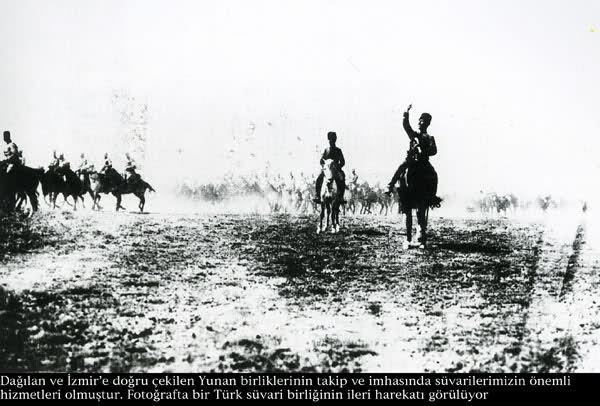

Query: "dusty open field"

xmin=1 ymin=206 xmax=599 ymax=372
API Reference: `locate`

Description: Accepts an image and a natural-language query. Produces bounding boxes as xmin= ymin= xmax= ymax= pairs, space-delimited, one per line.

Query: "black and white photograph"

xmin=1 ymin=0 xmax=599 ymax=378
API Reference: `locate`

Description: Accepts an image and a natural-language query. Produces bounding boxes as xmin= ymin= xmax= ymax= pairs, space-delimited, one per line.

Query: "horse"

xmin=0 ymin=165 xmax=43 ymax=213
xmin=90 ymin=168 xmax=155 ymax=212
xmin=76 ymin=170 xmax=96 ymax=208
xmin=341 ymin=186 xmax=356 ymax=216
xmin=317 ymin=159 xmax=344 ymax=234
xmin=39 ymin=167 xmax=83 ymax=210
xmin=396 ymin=161 xmax=441 ymax=248
xmin=53 ymin=167 xmax=89 ymax=210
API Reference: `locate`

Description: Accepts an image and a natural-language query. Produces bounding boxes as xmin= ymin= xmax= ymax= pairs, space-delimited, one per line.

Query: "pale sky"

xmin=1 ymin=0 xmax=598 ymax=200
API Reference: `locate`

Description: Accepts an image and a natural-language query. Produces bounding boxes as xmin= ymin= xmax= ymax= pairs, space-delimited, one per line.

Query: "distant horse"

xmin=55 ymin=167 xmax=89 ymax=210
xmin=342 ymin=186 xmax=356 ymax=216
xmin=77 ymin=170 xmax=96 ymax=208
xmin=40 ymin=168 xmax=63 ymax=208
xmin=0 ymin=165 xmax=43 ymax=213
xmin=317 ymin=159 xmax=344 ymax=233
xmin=90 ymin=168 xmax=155 ymax=212
xmin=396 ymin=161 xmax=441 ymax=248
xmin=263 ymin=182 xmax=283 ymax=213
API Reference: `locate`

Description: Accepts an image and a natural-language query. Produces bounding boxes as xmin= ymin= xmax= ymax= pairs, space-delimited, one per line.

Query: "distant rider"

xmin=124 ymin=153 xmax=140 ymax=184
xmin=49 ymin=150 xmax=60 ymax=171
xmin=1 ymin=130 xmax=22 ymax=173
xmin=313 ymin=131 xmax=346 ymax=204
xmin=101 ymin=153 xmax=113 ymax=175
xmin=76 ymin=153 xmax=93 ymax=174
xmin=58 ymin=153 xmax=70 ymax=170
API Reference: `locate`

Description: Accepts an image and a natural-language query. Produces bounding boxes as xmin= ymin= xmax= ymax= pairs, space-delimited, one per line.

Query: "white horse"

xmin=317 ymin=159 xmax=344 ymax=234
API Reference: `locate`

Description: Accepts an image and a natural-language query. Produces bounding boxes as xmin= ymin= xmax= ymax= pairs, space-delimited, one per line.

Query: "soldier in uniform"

xmin=350 ymin=169 xmax=359 ymax=190
xmin=1 ymin=130 xmax=22 ymax=173
xmin=386 ymin=104 xmax=438 ymax=195
xmin=58 ymin=153 xmax=70 ymax=170
xmin=101 ymin=153 xmax=113 ymax=174
xmin=49 ymin=150 xmax=60 ymax=171
xmin=76 ymin=153 xmax=94 ymax=184
xmin=313 ymin=131 xmax=346 ymax=204
xmin=124 ymin=153 xmax=140 ymax=184
xmin=76 ymin=153 xmax=93 ymax=174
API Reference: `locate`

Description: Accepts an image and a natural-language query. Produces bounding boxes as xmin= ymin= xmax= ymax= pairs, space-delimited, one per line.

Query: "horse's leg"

xmin=416 ymin=205 xmax=427 ymax=247
xmin=25 ymin=189 xmax=38 ymax=212
xmin=63 ymin=193 xmax=74 ymax=208
xmin=115 ymin=193 xmax=122 ymax=211
xmin=404 ymin=209 xmax=413 ymax=248
xmin=136 ymin=191 xmax=145 ymax=212
xmin=318 ymin=203 xmax=325 ymax=233
xmin=15 ymin=193 xmax=24 ymax=211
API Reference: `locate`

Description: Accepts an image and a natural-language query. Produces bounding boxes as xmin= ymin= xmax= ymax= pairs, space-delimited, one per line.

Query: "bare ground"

xmin=1 ymin=208 xmax=599 ymax=372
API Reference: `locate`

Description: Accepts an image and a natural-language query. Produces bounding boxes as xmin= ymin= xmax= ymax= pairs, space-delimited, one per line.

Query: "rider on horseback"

xmin=313 ymin=131 xmax=346 ymax=204
xmin=386 ymin=105 xmax=438 ymax=196
xmin=58 ymin=153 xmax=70 ymax=170
xmin=350 ymin=169 xmax=359 ymax=190
xmin=1 ymin=131 xmax=22 ymax=173
xmin=101 ymin=153 xmax=113 ymax=174
xmin=124 ymin=153 xmax=141 ymax=185
xmin=76 ymin=153 xmax=94 ymax=174
xmin=48 ymin=150 xmax=60 ymax=171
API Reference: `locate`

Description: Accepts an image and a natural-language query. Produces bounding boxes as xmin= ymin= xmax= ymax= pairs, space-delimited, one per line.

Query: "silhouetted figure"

xmin=386 ymin=104 xmax=438 ymax=194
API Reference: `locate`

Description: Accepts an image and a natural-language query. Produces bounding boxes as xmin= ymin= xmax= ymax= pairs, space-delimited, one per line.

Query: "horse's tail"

xmin=428 ymin=196 xmax=443 ymax=209
xmin=144 ymin=181 xmax=156 ymax=193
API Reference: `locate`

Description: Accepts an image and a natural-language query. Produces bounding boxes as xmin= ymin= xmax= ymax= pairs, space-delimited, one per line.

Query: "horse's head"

xmin=322 ymin=159 xmax=339 ymax=181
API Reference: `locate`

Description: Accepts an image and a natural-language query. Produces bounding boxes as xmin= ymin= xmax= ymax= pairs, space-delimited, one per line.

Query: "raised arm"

xmin=402 ymin=105 xmax=418 ymax=140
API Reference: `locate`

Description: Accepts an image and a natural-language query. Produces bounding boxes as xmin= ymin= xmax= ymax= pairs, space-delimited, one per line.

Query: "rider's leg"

xmin=313 ymin=173 xmax=324 ymax=203
xmin=387 ymin=161 xmax=408 ymax=194
xmin=338 ymin=170 xmax=347 ymax=204
xmin=417 ymin=206 xmax=427 ymax=244
xmin=404 ymin=210 xmax=413 ymax=249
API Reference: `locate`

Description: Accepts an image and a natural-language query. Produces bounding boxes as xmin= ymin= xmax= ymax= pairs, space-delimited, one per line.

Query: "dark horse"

xmin=397 ymin=161 xmax=441 ymax=248
xmin=90 ymin=168 xmax=155 ymax=212
xmin=0 ymin=165 xmax=43 ymax=213
xmin=40 ymin=167 xmax=88 ymax=209
xmin=56 ymin=167 xmax=89 ymax=210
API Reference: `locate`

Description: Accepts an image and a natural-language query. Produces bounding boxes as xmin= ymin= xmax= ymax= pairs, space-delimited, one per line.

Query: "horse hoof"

xmin=402 ymin=240 xmax=410 ymax=250
xmin=316 ymin=228 xmax=321 ymax=234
